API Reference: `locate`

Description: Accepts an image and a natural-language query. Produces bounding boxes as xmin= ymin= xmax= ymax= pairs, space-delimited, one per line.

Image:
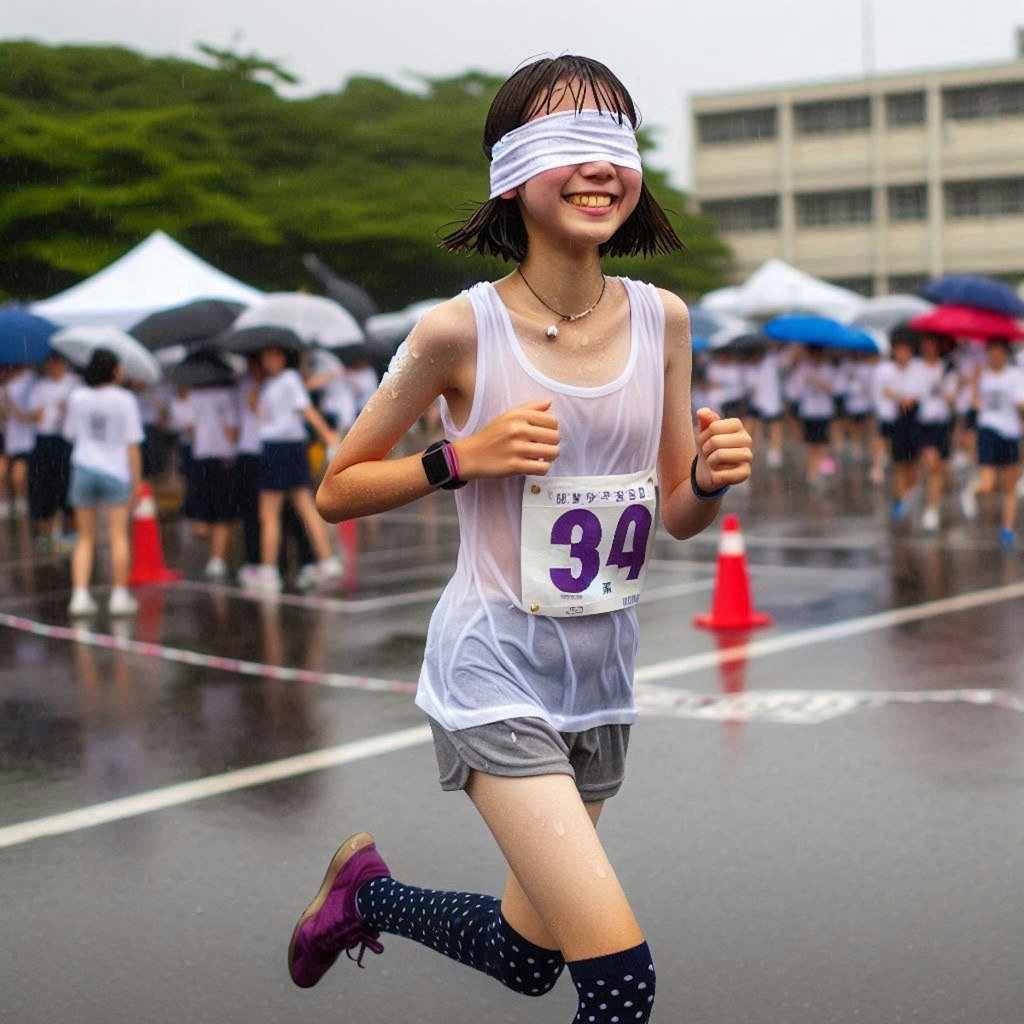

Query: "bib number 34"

xmin=550 ymin=504 xmax=652 ymax=594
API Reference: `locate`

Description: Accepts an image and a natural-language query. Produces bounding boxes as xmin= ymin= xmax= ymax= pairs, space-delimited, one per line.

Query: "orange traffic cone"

xmin=128 ymin=483 xmax=182 ymax=586
xmin=694 ymin=514 xmax=771 ymax=631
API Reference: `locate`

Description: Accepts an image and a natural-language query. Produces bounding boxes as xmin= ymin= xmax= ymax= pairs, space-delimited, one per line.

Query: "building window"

xmin=796 ymin=189 xmax=873 ymax=227
xmin=886 ymin=92 xmax=926 ymax=127
xmin=701 ymin=196 xmax=779 ymax=232
xmin=946 ymin=178 xmax=1024 ymax=217
xmin=888 ymin=184 xmax=927 ymax=221
xmin=793 ymin=97 xmax=871 ymax=135
xmin=944 ymin=82 xmax=1024 ymax=120
xmin=828 ymin=277 xmax=874 ymax=296
xmin=696 ymin=108 xmax=777 ymax=144
xmin=888 ymin=274 xmax=929 ymax=295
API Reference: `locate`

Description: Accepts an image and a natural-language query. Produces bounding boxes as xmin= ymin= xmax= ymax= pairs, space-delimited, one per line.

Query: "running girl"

xmin=959 ymin=338 xmax=1024 ymax=548
xmin=288 ymin=56 xmax=753 ymax=1023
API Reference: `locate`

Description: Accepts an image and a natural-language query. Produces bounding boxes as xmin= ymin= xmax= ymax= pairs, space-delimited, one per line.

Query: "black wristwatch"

xmin=422 ymin=439 xmax=467 ymax=490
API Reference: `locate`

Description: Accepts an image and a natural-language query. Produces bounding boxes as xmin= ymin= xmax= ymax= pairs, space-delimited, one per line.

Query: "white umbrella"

xmin=233 ymin=293 xmax=364 ymax=348
xmin=50 ymin=325 xmax=162 ymax=385
xmin=847 ymin=294 xmax=934 ymax=332
xmin=365 ymin=298 xmax=446 ymax=345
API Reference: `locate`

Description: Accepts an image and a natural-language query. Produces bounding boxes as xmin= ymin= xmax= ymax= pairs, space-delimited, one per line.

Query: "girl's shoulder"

xmin=403 ymin=292 xmax=477 ymax=357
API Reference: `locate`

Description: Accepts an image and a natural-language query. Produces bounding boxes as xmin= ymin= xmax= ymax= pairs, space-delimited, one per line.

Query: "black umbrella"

xmin=720 ymin=332 xmax=769 ymax=357
xmin=209 ymin=325 xmax=309 ymax=356
xmin=165 ymin=353 xmax=238 ymax=390
xmin=131 ymin=299 xmax=246 ymax=351
xmin=302 ymin=254 xmax=379 ymax=325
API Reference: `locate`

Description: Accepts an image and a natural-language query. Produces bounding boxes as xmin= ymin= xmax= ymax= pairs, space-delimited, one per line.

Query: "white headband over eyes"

xmin=488 ymin=109 xmax=642 ymax=200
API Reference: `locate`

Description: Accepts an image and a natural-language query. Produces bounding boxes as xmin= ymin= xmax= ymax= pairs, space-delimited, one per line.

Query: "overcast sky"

xmin=5 ymin=1 xmax=1023 ymax=187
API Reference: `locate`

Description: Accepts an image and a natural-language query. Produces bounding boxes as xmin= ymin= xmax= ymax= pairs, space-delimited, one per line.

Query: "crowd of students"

xmin=0 ymin=343 xmax=380 ymax=615
xmin=694 ymin=329 xmax=1024 ymax=547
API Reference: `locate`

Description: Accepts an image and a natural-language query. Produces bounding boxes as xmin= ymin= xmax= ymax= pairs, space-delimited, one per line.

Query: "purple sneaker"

xmin=288 ymin=831 xmax=391 ymax=988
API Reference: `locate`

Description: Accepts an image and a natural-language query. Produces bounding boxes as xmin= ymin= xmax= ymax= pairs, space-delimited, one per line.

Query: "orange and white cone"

xmin=694 ymin=513 xmax=771 ymax=631
xmin=128 ymin=483 xmax=182 ymax=586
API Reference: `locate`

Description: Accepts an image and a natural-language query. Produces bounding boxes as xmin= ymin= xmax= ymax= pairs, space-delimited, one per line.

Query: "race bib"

xmin=521 ymin=468 xmax=658 ymax=618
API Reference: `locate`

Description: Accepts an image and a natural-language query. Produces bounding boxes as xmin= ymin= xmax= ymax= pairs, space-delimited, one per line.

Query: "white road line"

xmin=0 ymin=725 xmax=433 ymax=850
xmin=635 ymin=580 xmax=1024 ymax=683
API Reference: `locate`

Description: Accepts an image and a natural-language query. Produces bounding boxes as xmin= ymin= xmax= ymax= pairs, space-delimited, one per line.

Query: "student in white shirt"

xmin=252 ymin=345 xmax=342 ymax=592
xmin=876 ymin=331 xmax=926 ymax=522
xmin=916 ymin=334 xmax=958 ymax=532
xmin=744 ymin=347 xmax=784 ymax=468
xmin=189 ymin=384 xmax=240 ymax=579
xmin=1 ymin=364 xmax=37 ymax=517
xmin=26 ymin=353 xmax=78 ymax=546
xmin=792 ymin=345 xmax=835 ymax=486
xmin=959 ymin=338 xmax=1024 ymax=548
xmin=63 ymin=349 xmax=143 ymax=617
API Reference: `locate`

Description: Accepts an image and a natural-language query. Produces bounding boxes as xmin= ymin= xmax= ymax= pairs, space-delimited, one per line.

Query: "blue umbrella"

xmin=919 ymin=275 xmax=1024 ymax=318
xmin=764 ymin=314 xmax=879 ymax=352
xmin=0 ymin=307 xmax=57 ymax=365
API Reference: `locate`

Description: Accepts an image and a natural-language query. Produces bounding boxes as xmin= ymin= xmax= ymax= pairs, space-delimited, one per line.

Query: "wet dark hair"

xmin=987 ymin=336 xmax=1011 ymax=352
xmin=440 ymin=55 xmax=684 ymax=261
xmin=83 ymin=348 xmax=120 ymax=387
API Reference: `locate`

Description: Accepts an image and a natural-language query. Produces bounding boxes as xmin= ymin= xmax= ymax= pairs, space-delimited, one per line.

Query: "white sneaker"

xmin=204 ymin=557 xmax=228 ymax=580
xmin=922 ymin=507 xmax=940 ymax=533
xmin=315 ymin=556 xmax=343 ymax=583
xmin=108 ymin=588 xmax=139 ymax=616
xmin=237 ymin=564 xmax=259 ymax=586
xmin=766 ymin=449 xmax=783 ymax=469
xmin=960 ymin=486 xmax=978 ymax=521
xmin=295 ymin=563 xmax=319 ymax=592
xmin=68 ymin=590 xmax=99 ymax=617
xmin=242 ymin=569 xmax=282 ymax=593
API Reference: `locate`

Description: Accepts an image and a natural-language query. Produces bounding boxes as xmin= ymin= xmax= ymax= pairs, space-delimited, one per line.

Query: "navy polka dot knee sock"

xmin=569 ymin=942 xmax=656 ymax=1023
xmin=356 ymin=878 xmax=564 ymax=996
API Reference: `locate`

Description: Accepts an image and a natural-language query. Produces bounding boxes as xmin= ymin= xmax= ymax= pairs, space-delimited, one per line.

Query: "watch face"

xmin=422 ymin=446 xmax=452 ymax=486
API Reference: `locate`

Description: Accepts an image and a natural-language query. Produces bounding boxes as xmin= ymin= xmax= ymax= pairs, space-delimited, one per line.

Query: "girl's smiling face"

xmin=505 ymin=81 xmax=643 ymax=250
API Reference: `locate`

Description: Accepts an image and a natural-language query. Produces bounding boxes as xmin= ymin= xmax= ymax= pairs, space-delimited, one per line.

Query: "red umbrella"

xmin=908 ymin=304 xmax=1024 ymax=341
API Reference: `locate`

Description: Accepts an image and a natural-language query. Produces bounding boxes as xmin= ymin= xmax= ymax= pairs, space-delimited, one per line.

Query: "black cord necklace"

xmin=516 ymin=265 xmax=607 ymax=340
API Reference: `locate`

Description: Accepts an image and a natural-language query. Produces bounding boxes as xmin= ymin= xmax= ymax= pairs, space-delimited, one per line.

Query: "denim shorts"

xmin=428 ymin=716 xmax=631 ymax=803
xmin=68 ymin=464 xmax=131 ymax=507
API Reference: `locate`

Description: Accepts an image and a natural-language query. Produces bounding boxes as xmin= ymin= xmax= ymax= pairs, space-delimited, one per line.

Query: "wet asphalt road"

xmin=1 ymin=460 xmax=1023 ymax=1024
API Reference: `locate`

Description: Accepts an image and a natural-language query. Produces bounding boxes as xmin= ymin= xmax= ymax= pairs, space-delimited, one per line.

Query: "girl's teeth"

xmin=568 ymin=194 xmax=612 ymax=207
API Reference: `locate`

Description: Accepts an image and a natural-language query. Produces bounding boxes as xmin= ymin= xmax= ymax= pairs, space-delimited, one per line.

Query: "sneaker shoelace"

xmin=313 ymin=919 xmax=384 ymax=969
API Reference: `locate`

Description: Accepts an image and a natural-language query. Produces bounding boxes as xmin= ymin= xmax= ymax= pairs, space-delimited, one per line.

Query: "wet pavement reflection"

xmin=1 ymin=470 xmax=1023 ymax=1023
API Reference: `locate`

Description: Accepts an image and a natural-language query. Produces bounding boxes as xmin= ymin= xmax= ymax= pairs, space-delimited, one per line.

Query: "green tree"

xmin=0 ymin=41 xmax=731 ymax=309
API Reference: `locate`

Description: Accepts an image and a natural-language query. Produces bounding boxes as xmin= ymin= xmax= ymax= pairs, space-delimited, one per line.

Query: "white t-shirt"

xmin=793 ymin=363 xmax=836 ymax=419
xmin=954 ymin=346 xmax=987 ymax=415
xmin=64 ymin=385 xmax=144 ymax=482
xmin=918 ymin=361 xmax=958 ymax=425
xmin=258 ymin=369 xmax=310 ymax=442
xmin=3 ymin=370 xmax=37 ymax=455
xmin=235 ymin=377 xmax=263 ymax=455
xmin=322 ymin=371 xmax=358 ymax=431
xmin=28 ymin=374 xmax=79 ymax=435
xmin=874 ymin=359 xmax=926 ymax=418
xmin=347 ymin=366 xmax=379 ymax=414
xmin=844 ymin=362 xmax=875 ymax=416
xmin=977 ymin=367 xmax=1024 ymax=439
xmin=190 ymin=388 xmax=239 ymax=460
xmin=707 ymin=361 xmax=746 ymax=406
xmin=745 ymin=354 xmax=783 ymax=417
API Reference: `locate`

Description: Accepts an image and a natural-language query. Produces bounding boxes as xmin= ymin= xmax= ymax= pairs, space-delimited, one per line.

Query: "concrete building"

xmin=691 ymin=34 xmax=1024 ymax=295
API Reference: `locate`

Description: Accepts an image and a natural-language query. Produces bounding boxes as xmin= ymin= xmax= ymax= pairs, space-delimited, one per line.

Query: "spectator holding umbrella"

xmin=63 ymin=349 xmax=143 ymax=617
xmin=1 ymin=362 xmax=37 ymax=518
xmin=790 ymin=345 xmax=836 ymax=488
xmin=959 ymin=338 xmax=1024 ymax=549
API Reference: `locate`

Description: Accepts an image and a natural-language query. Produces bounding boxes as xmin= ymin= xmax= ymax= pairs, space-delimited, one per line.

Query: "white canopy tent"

xmin=31 ymin=231 xmax=263 ymax=329
xmin=700 ymin=259 xmax=866 ymax=321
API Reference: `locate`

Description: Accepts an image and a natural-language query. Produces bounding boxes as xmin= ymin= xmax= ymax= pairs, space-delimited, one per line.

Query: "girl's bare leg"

xmin=71 ymin=507 xmax=98 ymax=590
xmin=1000 ymin=466 xmax=1021 ymax=530
xmin=106 ymin=504 xmax=132 ymax=588
xmin=288 ymin=487 xmax=332 ymax=562
xmin=259 ymin=491 xmax=284 ymax=566
xmin=466 ymin=771 xmax=643 ymax=961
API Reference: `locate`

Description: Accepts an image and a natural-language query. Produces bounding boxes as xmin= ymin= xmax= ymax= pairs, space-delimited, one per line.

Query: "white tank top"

xmin=415 ymin=278 xmax=666 ymax=733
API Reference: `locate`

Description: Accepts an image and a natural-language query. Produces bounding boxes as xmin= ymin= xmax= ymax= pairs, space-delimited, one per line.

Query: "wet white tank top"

xmin=415 ymin=278 xmax=666 ymax=732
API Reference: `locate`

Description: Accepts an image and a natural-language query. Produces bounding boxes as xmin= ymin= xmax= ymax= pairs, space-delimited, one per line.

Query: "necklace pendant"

xmin=545 ymin=325 xmax=559 ymax=340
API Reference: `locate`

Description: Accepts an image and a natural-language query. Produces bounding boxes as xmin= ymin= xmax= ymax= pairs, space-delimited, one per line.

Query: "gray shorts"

xmin=428 ymin=716 xmax=630 ymax=803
